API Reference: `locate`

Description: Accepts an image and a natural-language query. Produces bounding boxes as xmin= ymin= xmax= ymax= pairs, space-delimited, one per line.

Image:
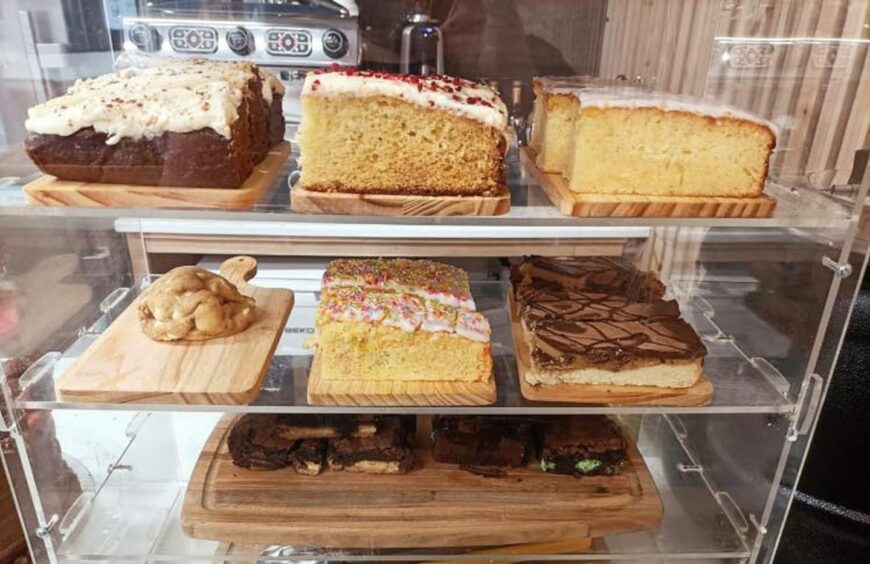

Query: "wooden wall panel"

xmin=0 ymin=470 xmax=27 ymax=564
xmin=599 ymin=0 xmax=870 ymax=185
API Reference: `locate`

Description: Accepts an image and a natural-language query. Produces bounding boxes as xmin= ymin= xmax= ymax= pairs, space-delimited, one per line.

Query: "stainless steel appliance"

xmin=399 ymin=1 xmax=442 ymax=76
xmin=121 ymin=1 xmax=361 ymax=124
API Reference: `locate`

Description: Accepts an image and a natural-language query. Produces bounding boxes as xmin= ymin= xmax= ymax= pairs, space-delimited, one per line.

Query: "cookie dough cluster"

xmin=137 ymin=266 xmax=255 ymax=341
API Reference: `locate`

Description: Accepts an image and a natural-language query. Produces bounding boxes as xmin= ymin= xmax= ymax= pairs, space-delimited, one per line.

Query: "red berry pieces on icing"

xmin=309 ymin=67 xmax=506 ymax=118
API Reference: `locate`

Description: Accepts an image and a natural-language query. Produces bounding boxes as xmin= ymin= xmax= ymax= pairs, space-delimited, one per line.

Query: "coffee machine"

xmin=120 ymin=1 xmax=361 ymax=124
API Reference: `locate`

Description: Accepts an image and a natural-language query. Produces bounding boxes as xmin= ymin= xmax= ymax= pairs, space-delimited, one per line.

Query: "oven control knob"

xmin=129 ymin=23 xmax=161 ymax=53
xmin=226 ymin=27 xmax=254 ymax=56
xmin=322 ymin=29 xmax=349 ymax=59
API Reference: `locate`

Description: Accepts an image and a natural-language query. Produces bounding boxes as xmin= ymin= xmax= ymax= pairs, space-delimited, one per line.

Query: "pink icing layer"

xmin=318 ymin=287 xmax=490 ymax=343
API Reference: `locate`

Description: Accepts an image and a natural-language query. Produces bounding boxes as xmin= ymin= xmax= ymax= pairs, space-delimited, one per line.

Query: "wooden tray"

xmin=55 ymin=256 xmax=294 ymax=405
xmin=181 ymin=415 xmax=662 ymax=548
xmin=306 ymin=353 xmax=496 ymax=406
xmin=23 ymin=142 xmax=290 ymax=209
xmin=520 ymin=147 xmax=776 ymax=218
xmin=509 ymin=293 xmax=713 ymax=406
xmin=290 ymin=184 xmax=510 ymax=216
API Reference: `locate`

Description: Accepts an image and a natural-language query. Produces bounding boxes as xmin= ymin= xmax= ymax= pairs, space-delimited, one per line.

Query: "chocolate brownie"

xmin=227 ymin=414 xmax=295 ymax=470
xmin=274 ymin=414 xmax=378 ymax=440
xmin=227 ymin=414 xmax=378 ymax=470
xmin=432 ymin=415 xmax=533 ymax=467
xmin=288 ymin=439 xmax=326 ymax=475
xmin=540 ymin=416 xmax=626 ymax=476
xmin=328 ymin=416 xmax=415 ymax=474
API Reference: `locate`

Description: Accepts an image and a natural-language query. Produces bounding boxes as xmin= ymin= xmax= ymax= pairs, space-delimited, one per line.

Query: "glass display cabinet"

xmin=1 ymin=1 xmax=868 ymax=563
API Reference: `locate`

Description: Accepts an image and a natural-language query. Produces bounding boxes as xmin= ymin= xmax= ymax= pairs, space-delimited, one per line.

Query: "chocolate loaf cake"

xmin=327 ymin=416 xmax=415 ymax=474
xmin=540 ymin=416 xmax=626 ymax=476
xmin=432 ymin=415 xmax=533 ymax=467
xmin=24 ymin=57 xmax=285 ymax=188
xmin=514 ymin=257 xmax=706 ymax=388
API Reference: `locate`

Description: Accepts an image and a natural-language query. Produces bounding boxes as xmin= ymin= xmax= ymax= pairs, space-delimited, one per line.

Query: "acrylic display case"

xmin=1 ymin=1 xmax=869 ymax=563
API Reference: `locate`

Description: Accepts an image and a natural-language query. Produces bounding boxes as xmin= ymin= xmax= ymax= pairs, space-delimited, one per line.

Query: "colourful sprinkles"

xmin=318 ymin=259 xmax=491 ymax=343
xmin=323 ymin=258 xmax=476 ymax=310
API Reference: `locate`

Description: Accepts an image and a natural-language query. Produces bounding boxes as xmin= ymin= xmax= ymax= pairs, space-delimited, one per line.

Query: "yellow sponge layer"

xmin=536 ymin=94 xmax=579 ymax=174
xmin=299 ymin=95 xmax=505 ymax=196
xmin=567 ymin=107 xmax=775 ymax=197
xmin=316 ymin=319 xmax=492 ymax=382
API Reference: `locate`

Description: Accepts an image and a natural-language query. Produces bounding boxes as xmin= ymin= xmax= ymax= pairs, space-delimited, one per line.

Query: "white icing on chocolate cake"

xmin=302 ymin=67 xmax=508 ymax=131
xmin=25 ymin=58 xmax=262 ymax=144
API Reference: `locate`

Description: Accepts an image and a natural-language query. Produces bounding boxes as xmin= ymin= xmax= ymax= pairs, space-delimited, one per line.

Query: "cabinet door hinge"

xmin=787 ymin=373 xmax=824 ymax=441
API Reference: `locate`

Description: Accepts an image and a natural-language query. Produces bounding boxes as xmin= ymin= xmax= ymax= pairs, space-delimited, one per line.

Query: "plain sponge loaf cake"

xmin=531 ymin=82 xmax=777 ymax=198
xmin=529 ymin=76 xmax=614 ymax=175
xmin=298 ymin=67 xmax=508 ymax=197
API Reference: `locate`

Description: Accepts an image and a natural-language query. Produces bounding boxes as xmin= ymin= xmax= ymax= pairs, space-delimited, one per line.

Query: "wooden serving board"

xmin=520 ymin=147 xmax=776 ymax=218
xmin=23 ymin=142 xmax=290 ymax=209
xmin=509 ymin=293 xmax=713 ymax=406
xmin=55 ymin=256 xmax=294 ymax=405
xmin=290 ymin=184 xmax=510 ymax=216
xmin=181 ymin=415 xmax=662 ymax=548
xmin=306 ymin=353 xmax=496 ymax=406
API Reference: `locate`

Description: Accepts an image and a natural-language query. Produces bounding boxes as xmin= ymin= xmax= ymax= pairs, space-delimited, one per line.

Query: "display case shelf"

xmin=50 ymin=411 xmax=752 ymax=562
xmin=15 ymin=279 xmax=795 ymax=415
xmin=0 ymin=149 xmax=859 ymax=233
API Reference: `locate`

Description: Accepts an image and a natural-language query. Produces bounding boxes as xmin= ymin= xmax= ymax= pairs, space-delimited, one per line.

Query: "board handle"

xmin=219 ymin=256 xmax=258 ymax=288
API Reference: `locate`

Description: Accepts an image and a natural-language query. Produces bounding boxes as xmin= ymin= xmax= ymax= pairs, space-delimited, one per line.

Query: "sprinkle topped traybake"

xmin=311 ymin=258 xmax=492 ymax=383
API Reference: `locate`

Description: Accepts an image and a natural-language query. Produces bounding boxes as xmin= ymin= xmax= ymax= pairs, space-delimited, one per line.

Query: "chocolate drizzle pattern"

xmin=516 ymin=278 xmax=680 ymax=328
xmin=516 ymin=256 xmax=666 ymax=301
xmin=514 ymin=257 xmax=706 ymax=371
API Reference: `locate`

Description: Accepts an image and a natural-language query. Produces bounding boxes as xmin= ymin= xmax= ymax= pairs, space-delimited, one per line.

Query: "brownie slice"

xmin=289 ymin=439 xmax=326 ymax=475
xmin=273 ymin=414 xmax=378 ymax=441
xmin=227 ymin=414 xmax=377 ymax=470
xmin=227 ymin=414 xmax=295 ymax=470
xmin=540 ymin=416 xmax=627 ymax=476
xmin=327 ymin=416 xmax=415 ymax=474
xmin=432 ymin=415 xmax=533 ymax=467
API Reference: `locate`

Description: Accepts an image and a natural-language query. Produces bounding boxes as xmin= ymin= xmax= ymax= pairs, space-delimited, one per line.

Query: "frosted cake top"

xmin=25 ymin=58 xmax=277 ymax=144
xmin=542 ymin=80 xmax=778 ymax=138
xmin=323 ymin=258 xmax=475 ymax=310
xmin=302 ymin=66 xmax=508 ymax=131
xmin=318 ymin=287 xmax=491 ymax=343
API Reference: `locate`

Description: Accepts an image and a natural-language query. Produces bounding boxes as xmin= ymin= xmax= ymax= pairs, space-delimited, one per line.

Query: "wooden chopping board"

xmin=181 ymin=415 xmax=662 ymax=548
xmin=291 ymin=184 xmax=510 ymax=216
xmin=306 ymin=353 xmax=496 ymax=406
xmin=55 ymin=256 xmax=294 ymax=405
xmin=509 ymin=292 xmax=713 ymax=406
xmin=23 ymin=142 xmax=290 ymax=210
xmin=520 ymin=147 xmax=776 ymax=218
